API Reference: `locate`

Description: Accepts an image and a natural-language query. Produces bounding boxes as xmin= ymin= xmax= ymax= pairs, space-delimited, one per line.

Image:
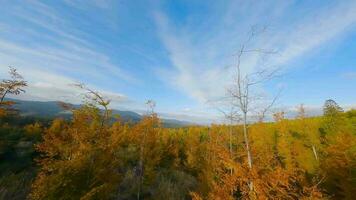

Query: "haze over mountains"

xmin=8 ymin=98 xmax=194 ymax=128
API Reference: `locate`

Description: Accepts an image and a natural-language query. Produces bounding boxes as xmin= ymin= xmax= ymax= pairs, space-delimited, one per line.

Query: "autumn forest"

xmin=0 ymin=56 xmax=355 ymax=200
xmin=4 ymin=0 xmax=356 ymax=199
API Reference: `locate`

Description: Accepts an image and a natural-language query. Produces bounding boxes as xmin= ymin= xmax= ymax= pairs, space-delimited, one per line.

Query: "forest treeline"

xmin=0 ymin=68 xmax=355 ymax=200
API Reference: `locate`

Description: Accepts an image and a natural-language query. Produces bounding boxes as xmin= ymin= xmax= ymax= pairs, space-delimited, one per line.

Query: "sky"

xmin=0 ymin=0 xmax=356 ymax=124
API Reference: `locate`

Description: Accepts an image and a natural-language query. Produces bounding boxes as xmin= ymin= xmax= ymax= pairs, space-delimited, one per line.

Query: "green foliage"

xmin=322 ymin=99 xmax=348 ymax=135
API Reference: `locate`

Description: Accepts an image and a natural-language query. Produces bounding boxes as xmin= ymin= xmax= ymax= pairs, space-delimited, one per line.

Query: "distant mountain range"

xmin=7 ymin=98 xmax=194 ymax=128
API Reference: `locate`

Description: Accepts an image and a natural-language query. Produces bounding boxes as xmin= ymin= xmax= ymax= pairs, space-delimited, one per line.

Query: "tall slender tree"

xmin=226 ymin=27 xmax=279 ymax=193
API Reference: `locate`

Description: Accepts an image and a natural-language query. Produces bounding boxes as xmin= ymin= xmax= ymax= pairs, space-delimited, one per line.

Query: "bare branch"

xmin=223 ymin=25 xmax=282 ymax=192
xmin=72 ymin=83 xmax=111 ymax=127
xmin=0 ymin=66 xmax=27 ymax=104
xmin=145 ymin=99 xmax=156 ymax=115
xmin=257 ymin=89 xmax=282 ymax=122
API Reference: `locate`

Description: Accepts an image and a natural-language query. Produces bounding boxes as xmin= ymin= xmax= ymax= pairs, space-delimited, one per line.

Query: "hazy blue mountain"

xmin=9 ymin=99 xmax=71 ymax=117
xmin=6 ymin=98 xmax=192 ymax=127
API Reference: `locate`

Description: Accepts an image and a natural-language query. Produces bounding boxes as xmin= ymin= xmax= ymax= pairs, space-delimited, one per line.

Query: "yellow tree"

xmin=30 ymin=87 xmax=122 ymax=200
xmin=320 ymin=100 xmax=356 ymax=199
xmin=0 ymin=67 xmax=27 ymax=117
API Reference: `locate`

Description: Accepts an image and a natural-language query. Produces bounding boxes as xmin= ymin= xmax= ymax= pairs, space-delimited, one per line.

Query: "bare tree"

xmin=73 ymin=83 xmax=111 ymax=127
xmin=213 ymin=99 xmax=240 ymax=162
xmin=226 ymin=27 xmax=280 ymax=192
xmin=256 ymin=89 xmax=281 ymax=123
xmin=0 ymin=67 xmax=27 ymax=104
xmin=146 ymin=99 xmax=156 ymax=115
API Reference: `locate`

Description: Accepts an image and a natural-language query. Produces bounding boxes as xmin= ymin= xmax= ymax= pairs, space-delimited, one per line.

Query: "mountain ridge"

xmin=6 ymin=98 xmax=194 ymax=127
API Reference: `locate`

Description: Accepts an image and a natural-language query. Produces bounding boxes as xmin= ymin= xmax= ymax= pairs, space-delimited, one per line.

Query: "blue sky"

xmin=0 ymin=0 xmax=355 ymax=123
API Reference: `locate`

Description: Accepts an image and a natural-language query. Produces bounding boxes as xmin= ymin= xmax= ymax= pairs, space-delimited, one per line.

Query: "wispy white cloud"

xmin=270 ymin=1 xmax=356 ymax=65
xmin=158 ymin=110 xmax=220 ymax=125
xmin=341 ymin=72 xmax=356 ymax=80
xmin=9 ymin=1 xmax=136 ymax=82
xmin=0 ymin=0 xmax=138 ymax=106
xmin=63 ymin=0 xmax=115 ymax=10
xmin=1 ymin=67 xmax=130 ymax=109
xmin=154 ymin=0 xmax=356 ymax=105
xmin=1 ymin=0 xmax=355 ymax=124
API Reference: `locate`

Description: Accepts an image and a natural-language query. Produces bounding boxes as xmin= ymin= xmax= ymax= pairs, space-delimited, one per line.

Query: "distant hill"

xmin=6 ymin=98 xmax=193 ymax=127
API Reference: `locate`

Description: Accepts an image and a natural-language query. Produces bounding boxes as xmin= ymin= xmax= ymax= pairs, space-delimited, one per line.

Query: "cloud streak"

xmin=154 ymin=0 xmax=356 ymax=104
xmin=0 ymin=0 xmax=137 ymax=107
xmin=1 ymin=0 xmax=355 ymax=124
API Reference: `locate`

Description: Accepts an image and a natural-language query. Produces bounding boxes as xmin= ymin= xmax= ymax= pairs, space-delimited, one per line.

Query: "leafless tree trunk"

xmin=312 ymin=145 xmax=319 ymax=161
xmin=226 ymin=27 xmax=279 ymax=192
